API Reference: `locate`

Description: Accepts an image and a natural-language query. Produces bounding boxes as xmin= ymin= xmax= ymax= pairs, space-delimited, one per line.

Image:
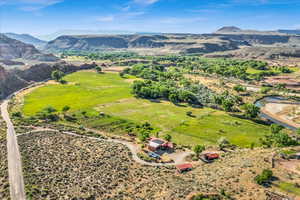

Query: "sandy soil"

xmin=278 ymin=160 xmax=300 ymax=175
xmin=264 ymin=102 xmax=300 ymax=125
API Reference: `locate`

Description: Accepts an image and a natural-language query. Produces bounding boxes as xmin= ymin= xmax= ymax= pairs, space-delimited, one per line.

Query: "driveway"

xmin=1 ymin=100 xmax=26 ymax=200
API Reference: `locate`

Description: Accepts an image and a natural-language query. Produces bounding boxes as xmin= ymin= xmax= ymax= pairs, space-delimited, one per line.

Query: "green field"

xmin=22 ymin=71 xmax=270 ymax=147
xmin=277 ymin=182 xmax=300 ymax=196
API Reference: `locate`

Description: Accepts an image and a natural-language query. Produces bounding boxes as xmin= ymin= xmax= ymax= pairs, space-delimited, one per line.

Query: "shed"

xmin=176 ymin=163 xmax=193 ymax=173
xmin=204 ymin=153 xmax=219 ymax=161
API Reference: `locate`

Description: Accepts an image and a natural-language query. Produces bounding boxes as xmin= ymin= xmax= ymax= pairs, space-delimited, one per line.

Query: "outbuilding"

xmin=176 ymin=163 xmax=193 ymax=173
xmin=204 ymin=153 xmax=219 ymax=161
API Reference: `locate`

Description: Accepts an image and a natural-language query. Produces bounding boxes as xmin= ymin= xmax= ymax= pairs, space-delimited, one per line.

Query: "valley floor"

xmin=21 ymin=71 xmax=269 ymax=147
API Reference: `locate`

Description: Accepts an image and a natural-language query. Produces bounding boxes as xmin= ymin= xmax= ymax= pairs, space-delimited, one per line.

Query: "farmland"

xmin=21 ymin=71 xmax=270 ymax=147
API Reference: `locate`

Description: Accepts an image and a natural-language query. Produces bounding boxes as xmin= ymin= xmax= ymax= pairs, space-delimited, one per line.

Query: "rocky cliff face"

xmin=0 ymin=34 xmax=58 ymax=61
xmin=209 ymin=34 xmax=297 ymax=45
xmin=46 ymin=35 xmax=129 ymax=51
xmin=205 ymin=46 xmax=300 ymax=60
xmin=44 ymin=32 xmax=300 ymax=59
xmin=0 ymin=62 xmax=96 ymax=99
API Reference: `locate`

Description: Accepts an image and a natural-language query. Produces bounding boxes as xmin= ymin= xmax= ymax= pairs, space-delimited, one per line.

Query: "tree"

xmin=260 ymin=87 xmax=271 ymax=94
xmin=169 ymin=93 xmax=179 ymax=104
xmin=95 ymin=66 xmax=102 ymax=73
xmin=62 ymin=105 xmax=70 ymax=113
xmin=12 ymin=112 xmax=22 ymax=118
xmin=81 ymin=111 xmax=87 ymax=117
xmin=43 ymin=106 xmax=57 ymax=113
xmin=218 ymin=137 xmax=230 ymax=150
xmin=242 ymin=103 xmax=260 ymax=119
xmin=51 ymin=70 xmax=64 ymax=82
xmin=260 ymin=130 xmax=298 ymax=147
xmin=37 ymin=106 xmax=59 ymax=122
xmin=138 ymin=130 xmax=150 ymax=142
xmin=270 ymin=124 xmax=284 ymax=134
xmin=297 ymin=129 xmax=300 ymax=135
xmin=233 ymin=84 xmax=246 ymax=93
xmin=186 ymin=111 xmax=193 ymax=117
xmin=222 ymin=99 xmax=234 ymax=112
xmin=164 ymin=134 xmax=172 ymax=142
xmin=254 ymin=169 xmax=273 ymax=185
xmin=193 ymin=145 xmax=205 ymax=156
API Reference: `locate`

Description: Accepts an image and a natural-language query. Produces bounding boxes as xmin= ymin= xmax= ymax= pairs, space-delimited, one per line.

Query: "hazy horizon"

xmin=0 ymin=0 xmax=300 ymax=36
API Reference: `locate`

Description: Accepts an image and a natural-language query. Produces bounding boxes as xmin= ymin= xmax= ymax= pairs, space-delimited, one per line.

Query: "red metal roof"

xmin=176 ymin=163 xmax=193 ymax=170
xmin=205 ymin=153 xmax=219 ymax=160
xmin=162 ymin=142 xmax=174 ymax=149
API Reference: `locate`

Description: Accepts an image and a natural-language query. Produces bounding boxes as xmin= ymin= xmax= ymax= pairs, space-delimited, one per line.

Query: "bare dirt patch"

xmin=263 ymin=102 xmax=300 ymax=127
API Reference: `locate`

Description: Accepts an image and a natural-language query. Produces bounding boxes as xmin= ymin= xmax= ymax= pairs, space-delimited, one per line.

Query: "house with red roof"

xmin=148 ymin=138 xmax=174 ymax=152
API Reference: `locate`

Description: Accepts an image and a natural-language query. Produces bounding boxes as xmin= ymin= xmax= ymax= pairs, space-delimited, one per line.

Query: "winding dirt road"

xmin=1 ymin=100 xmax=26 ymax=200
xmin=0 ymin=80 xmax=192 ymax=200
xmin=19 ymin=128 xmax=192 ymax=166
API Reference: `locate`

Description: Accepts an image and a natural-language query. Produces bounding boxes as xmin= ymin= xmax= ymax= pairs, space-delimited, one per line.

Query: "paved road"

xmin=1 ymin=100 xmax=26 ymax=200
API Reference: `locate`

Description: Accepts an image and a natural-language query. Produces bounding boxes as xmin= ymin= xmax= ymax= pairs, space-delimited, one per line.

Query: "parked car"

xmin=148 ymin=152 xmax=161 ymax=159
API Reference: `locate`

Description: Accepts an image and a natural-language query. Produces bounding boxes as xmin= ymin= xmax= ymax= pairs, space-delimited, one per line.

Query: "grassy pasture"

xmin=22 ymin=71 xmax=269 ymax=147
xmin=277 ymin=182 xmax=300 ymax=196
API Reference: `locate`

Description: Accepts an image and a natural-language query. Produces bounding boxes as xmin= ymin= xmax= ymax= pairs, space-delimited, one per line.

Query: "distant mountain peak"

xmin=216 ymin=26 xmax=242 ymax=33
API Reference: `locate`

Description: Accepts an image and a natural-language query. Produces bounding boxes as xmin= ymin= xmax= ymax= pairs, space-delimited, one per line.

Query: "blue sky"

xmin=0 ymin=0 xmax=300 ymax=35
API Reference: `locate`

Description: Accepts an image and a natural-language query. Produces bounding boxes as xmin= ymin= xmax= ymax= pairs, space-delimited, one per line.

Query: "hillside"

xmin=0 ymin=34 xmax=58 ymax=62
xmin=4 ymin=33 xmax=46 ymax=49
xmin=0 ymin=62 xmax=96 ymax=99
xmin=45 ymin=34 xmax=243 ymax=54
xmin=215 ymin=26 xmax=284 ymax=35
xmin=215 ymin=26 xmax=242 ymax=33
xmin=44 ymin=30 xmax=300 ymax=60
xmin=205 ymin=46 xmax=300 ymax=60
xmin=278 ymin=29 xmax=300 ymax=35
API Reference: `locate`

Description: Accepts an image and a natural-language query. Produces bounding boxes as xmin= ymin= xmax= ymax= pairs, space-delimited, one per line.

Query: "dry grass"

xmin=17 ymin=130 xmax=290 ymax=200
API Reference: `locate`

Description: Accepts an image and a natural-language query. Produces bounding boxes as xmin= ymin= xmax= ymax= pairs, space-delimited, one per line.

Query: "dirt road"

xmin=1 ymin=100 xmax=26 ymax=200
xmin=20 ymin=128 xmax=192 ymax=166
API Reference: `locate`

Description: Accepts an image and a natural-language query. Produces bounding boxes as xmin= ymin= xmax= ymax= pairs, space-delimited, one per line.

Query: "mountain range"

xmin=3 ymin=26 xmax=300 ymax=61
xmin=0 ymin=34 xmax=58 ymax=62
xmin=4 ymin=33 xmax=47 ymax=49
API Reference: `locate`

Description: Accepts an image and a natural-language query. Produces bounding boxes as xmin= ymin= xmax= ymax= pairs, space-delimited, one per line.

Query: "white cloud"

xmin=0 ymin=0 xmax=63 ymax=10
xmin=95 ymin=11 xmax=145 ymax=23
xmin=96 ymin=16 xmax=115 ymax=22
xmin=126 ymin=11 xmax=145 ymax=16
xmin=133 ymin=0 xmax=159 ymax=5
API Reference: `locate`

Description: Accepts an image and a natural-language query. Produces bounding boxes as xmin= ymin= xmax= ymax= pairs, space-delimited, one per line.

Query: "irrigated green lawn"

xmin=277 ymin=182 xmax=300 ymax=196
xmin=23 ymin=71 xmax=269 ymax=147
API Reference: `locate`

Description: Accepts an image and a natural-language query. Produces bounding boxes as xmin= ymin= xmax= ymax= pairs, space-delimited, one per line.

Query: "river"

xmin=255 ymin=96 xmax=299 ymax=131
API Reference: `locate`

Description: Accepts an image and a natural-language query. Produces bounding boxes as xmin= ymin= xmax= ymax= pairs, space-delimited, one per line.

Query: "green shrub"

xmin=242 ymin=103 xmax=260 ymax=119
xmin=254 ymin=169 xmax=273 ymax=185
xmin=12 ymin=111 xmax=22 ymax=118
xmin=260 ymin=87 xmax=271 ymax=94
xmin=193 ymin=144 xmax=205 ymax=156
xmin=270 ymin=124 xmax=284 ymax=134
xmin=233 ymin=84 xmax=246 ymax=92
xmin=164 ymin=134 xmax=172 ymax=142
